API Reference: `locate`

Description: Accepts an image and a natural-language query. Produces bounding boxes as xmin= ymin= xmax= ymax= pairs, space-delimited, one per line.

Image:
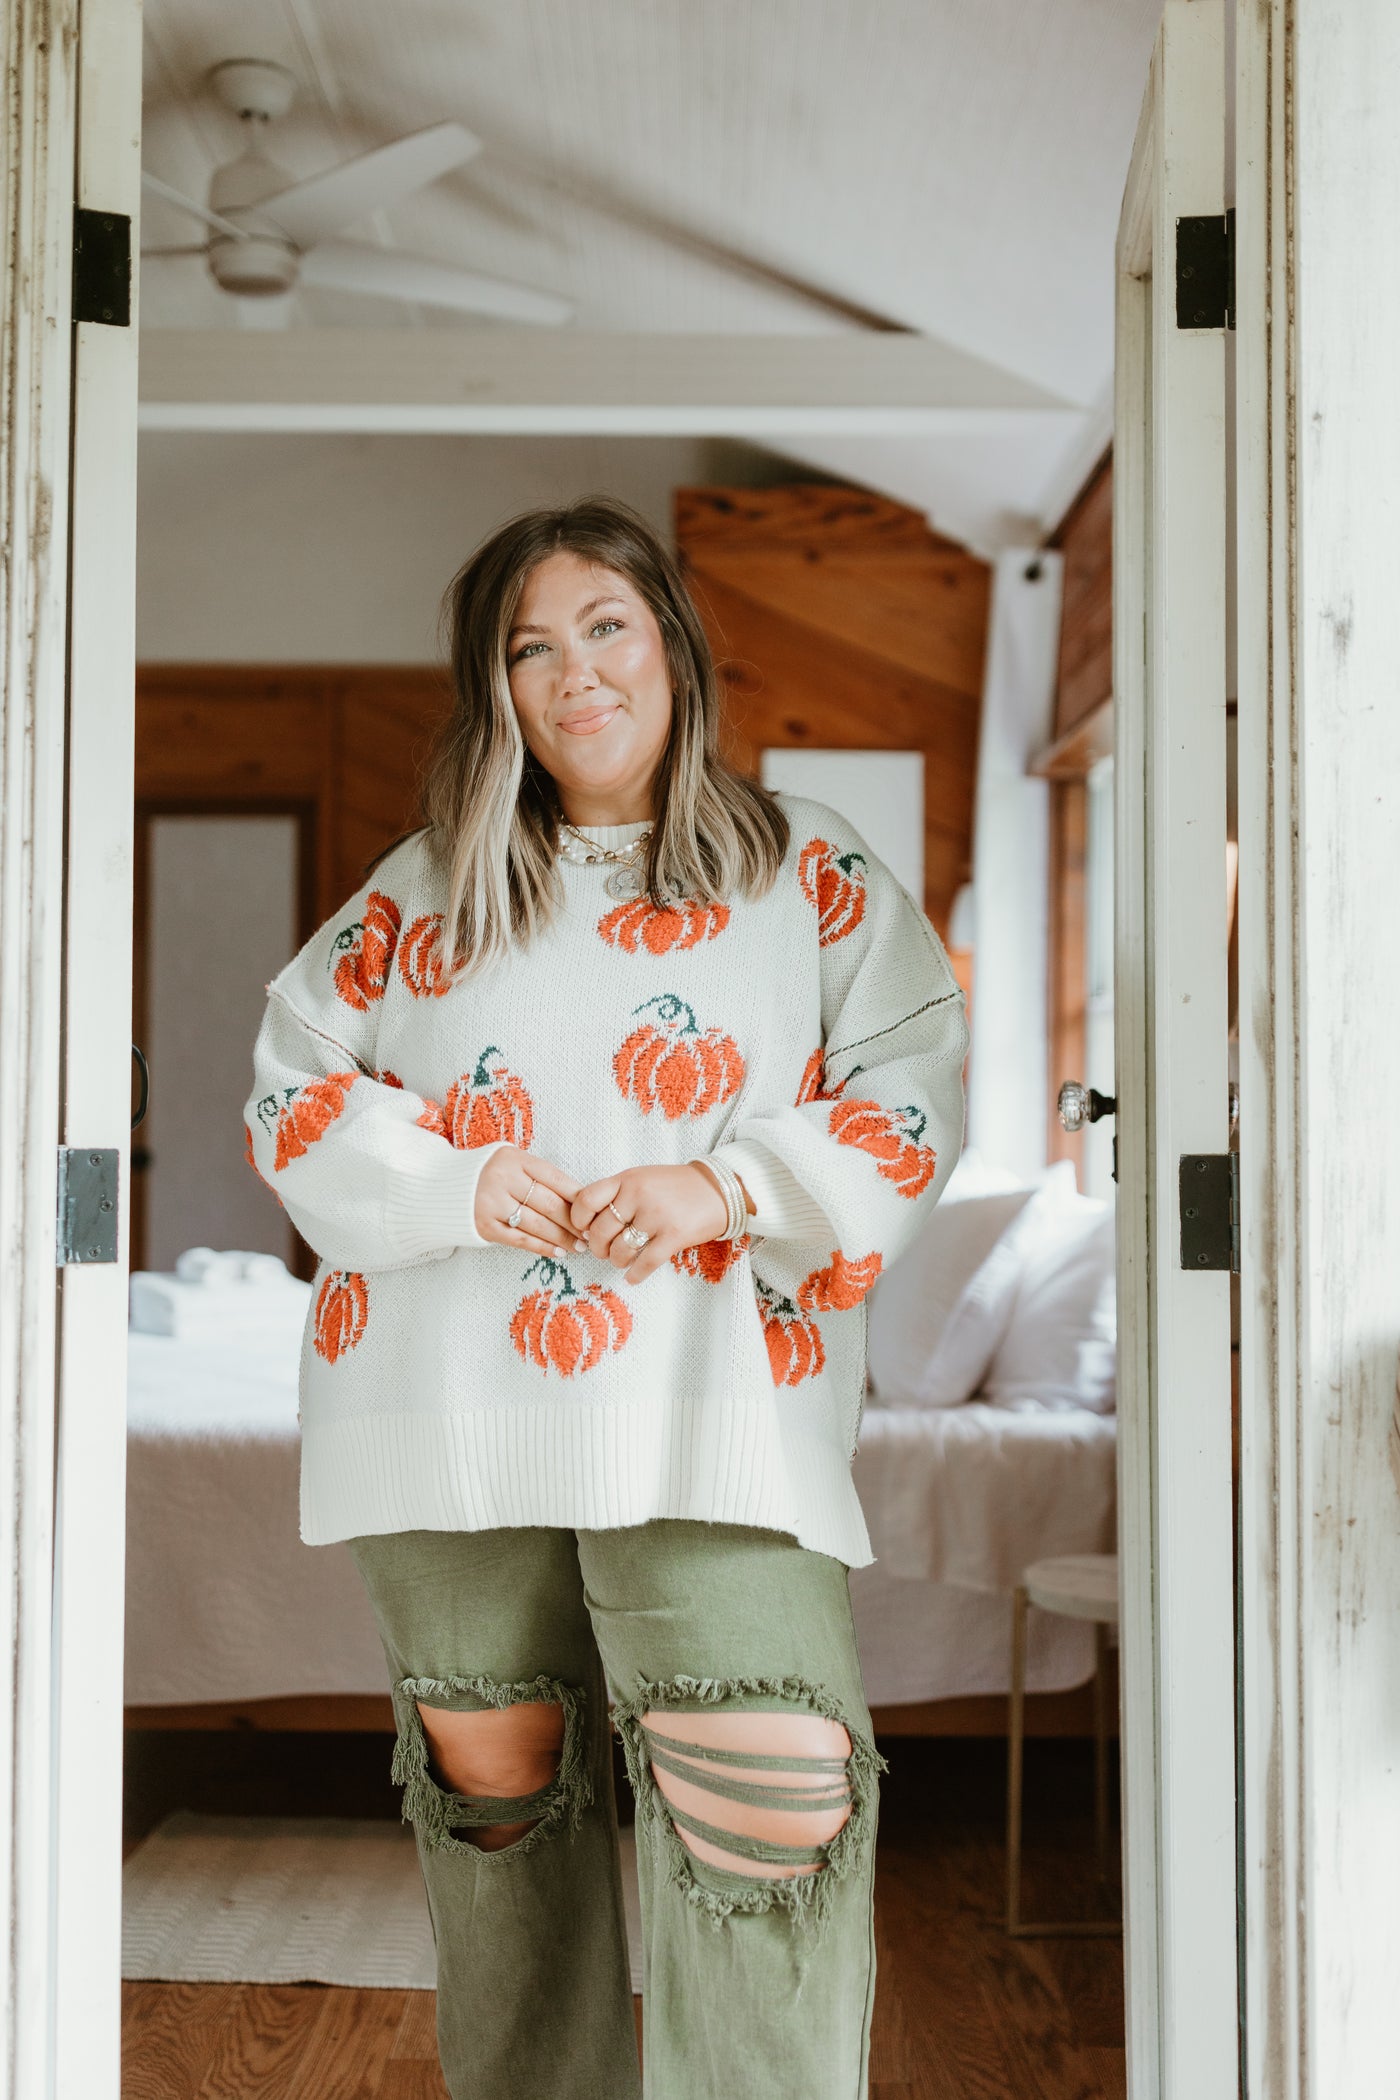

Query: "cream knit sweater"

xmin=244 ymin=794 xmax=967 ymax=1568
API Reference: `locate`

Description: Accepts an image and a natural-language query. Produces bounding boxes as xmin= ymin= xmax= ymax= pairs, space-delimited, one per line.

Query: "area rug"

xmin=122 ymin=1811 xmax=644 ymax=1993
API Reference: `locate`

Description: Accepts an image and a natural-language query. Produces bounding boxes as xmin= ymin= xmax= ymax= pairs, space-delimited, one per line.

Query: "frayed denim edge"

xmin=612 ymin=1673 xmax=885 ymax=1933
xmin=391 ymin=1671 xmax=592 ymax=1863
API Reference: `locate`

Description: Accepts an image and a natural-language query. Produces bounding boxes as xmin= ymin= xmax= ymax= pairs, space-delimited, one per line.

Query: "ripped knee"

xmin=614 ymin=1676 xmax=883 ymax=1926
xmin=391 ymin=1672 xmax=590 ymax=1859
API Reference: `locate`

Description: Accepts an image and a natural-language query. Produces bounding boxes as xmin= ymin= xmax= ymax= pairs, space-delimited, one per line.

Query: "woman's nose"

xmin=558 ymin=645 xmax=600 ymax=696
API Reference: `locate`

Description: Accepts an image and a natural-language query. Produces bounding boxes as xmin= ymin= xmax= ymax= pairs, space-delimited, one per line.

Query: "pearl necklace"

xmin=557 ymin=820 xmax=654 ymax=901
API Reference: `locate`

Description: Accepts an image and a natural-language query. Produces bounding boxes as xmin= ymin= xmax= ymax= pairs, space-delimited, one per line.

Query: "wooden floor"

xmin=122 ymin=1731 xmax=1123 ymax=2100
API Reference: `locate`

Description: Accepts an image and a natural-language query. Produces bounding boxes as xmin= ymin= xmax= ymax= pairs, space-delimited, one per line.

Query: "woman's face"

xmin=506 ymin=552 xmax=674 ymax=822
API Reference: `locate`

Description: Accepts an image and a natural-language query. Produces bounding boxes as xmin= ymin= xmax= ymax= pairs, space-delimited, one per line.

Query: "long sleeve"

xmin=243 ymin=858 xmax=504 ymax=1273
xmin=713 ymin=831 xmax=967 ymax=1270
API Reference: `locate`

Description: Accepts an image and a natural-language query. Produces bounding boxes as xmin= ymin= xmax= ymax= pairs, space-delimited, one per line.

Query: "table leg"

xmin=1094 ymin=1620 xmax=1110 ymax=1878
xmin=1006 ymin=1585 xmax=1028 ymax=1933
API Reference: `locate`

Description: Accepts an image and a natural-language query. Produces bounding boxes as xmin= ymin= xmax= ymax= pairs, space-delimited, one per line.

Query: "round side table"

xmin=1005 ymin=1552 xmax=1121 ymax=1938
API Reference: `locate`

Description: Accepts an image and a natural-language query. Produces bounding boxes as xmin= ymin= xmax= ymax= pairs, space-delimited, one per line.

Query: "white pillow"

xmin=867 ymin=1183 xmax=1036 ymax=1408
xmin=937 ymin=1147 xmax=1026 ymax=1203
xmin=983 ymin=1206 xmax=1117 ymax=1413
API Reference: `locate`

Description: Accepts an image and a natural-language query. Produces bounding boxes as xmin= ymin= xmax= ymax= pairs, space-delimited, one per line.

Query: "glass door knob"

xmin=1058 ymin=1081 xmax=1118 ymax=1133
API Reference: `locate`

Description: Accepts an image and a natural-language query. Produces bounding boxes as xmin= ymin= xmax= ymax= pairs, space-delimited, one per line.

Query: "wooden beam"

xmin=1030 ymin=697 xmax=1114 ymax=780
xmin=675 ymin=484 xmax=964 ymax=551
xmin=138 ymin=329 xmax=1079 ymax=435
xmin=1050 ymin=451 xmax=1113 ymax=737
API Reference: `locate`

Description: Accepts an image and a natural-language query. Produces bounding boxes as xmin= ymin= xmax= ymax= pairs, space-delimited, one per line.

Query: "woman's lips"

xmin=557 ymin=704 xmax=620 ymax=735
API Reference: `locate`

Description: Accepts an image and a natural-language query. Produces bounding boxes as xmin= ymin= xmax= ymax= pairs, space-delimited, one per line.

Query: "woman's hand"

xmin=569 ymin=1163 xmax=734 ymax=1285
xmin=474 ymin=1146 xmax=585 ymax=1257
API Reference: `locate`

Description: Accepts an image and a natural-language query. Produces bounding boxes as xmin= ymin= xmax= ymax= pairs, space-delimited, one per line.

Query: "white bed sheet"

xmin=125 ymin=1334 xmax=1113 ymax=1710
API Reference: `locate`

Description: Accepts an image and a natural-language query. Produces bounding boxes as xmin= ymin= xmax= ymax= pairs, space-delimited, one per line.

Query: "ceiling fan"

xmin=141 ymin=58 xmax=572 ymax=325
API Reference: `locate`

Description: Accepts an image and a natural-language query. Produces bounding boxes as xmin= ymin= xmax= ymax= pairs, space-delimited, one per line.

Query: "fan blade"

xmin=142 ymin=170 xmax=247 ymax=242
xmin=255 ymin=122 xmax=482 ymax=247
xmin=299 ymin=239 xmax=571 ymax=325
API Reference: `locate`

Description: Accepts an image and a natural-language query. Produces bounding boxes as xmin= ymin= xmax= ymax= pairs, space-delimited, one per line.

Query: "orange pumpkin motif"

xmin=398 ymin=912 xmax=451 ymax=998
xmin=797 ymin=1249 xmax=884 ymax=1312
xmin=257 ymin=1072 xmax=358 ymax=1172
xmin=672 ymin=1234 xmax=752 ymax=1285
xmin=330 ymin=890 xmax=401 ymax=1010
xmin=379 ymin=1069 xmax=449 ymax=1139
xmin=798 ymin=837 xmax=868 ymax=946
xmin=614 ymin=994 xmax=744 ymax=1120
xmin=597 ymin=896 xmax=730 ymax=955
xmin=243 ymin=1121 xmax=280 ymax=1197
xmin=509 ymin=1257 xmax=633 ymax=1378
xmin=314 ymin=1270 xmax=369 ymax=1363
xmin=796 ymin=1046 xmax=833 ymax=1104
xmin=444 ymin=1046 xmax=534 ymax=1150
xmin=828 ymin=1097 xmax=937 ymax=1199
xmin=755 ymin=1278 xmax=826 ymax=1387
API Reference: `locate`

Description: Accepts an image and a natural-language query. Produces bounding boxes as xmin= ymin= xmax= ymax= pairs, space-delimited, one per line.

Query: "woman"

xmin=245 ymin=496 xmax=967 ymax=2100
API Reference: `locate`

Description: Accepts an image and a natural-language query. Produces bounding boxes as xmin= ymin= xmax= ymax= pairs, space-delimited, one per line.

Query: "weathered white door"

xmin=0 ymin=3 xmax=141 ymax=2096
xmin=1114 ymin=4 xmax=1238 ymax=2096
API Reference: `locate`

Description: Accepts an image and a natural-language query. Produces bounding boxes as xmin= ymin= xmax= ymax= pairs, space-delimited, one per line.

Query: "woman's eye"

xmin=512 ymin=640 xmax=547 ymax=661
xmin=590 ymin=619 xmax=623 ymax=638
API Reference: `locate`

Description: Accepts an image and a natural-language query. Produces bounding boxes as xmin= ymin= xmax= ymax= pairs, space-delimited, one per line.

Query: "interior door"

xmin=1114 ymin=5 xmax=1238 ymax=2097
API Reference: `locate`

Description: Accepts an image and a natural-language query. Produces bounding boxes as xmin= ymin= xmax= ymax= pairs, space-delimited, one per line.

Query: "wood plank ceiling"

xmin=139 ymin=0 xmax=1165 ymax=549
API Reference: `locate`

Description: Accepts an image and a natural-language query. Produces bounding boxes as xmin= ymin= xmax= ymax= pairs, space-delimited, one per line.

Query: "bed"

xmin=124 ymin=1327 xmax=1116 ymax=1728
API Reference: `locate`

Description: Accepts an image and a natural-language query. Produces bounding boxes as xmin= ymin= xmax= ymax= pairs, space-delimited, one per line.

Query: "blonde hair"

xmin=423 ymin=495 xmax=788 ymax=978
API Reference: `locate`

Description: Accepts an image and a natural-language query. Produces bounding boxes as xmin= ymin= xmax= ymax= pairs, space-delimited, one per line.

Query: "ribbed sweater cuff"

xmin=381 ymin=1140 xmax=507 ymax=1256
xmin=712 ymin=1139 xmax=833 ymax=1243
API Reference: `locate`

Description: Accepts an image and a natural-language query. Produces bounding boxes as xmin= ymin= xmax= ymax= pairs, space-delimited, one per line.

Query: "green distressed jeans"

xmin=348 ymin=1519 xmax=881 ymax=2100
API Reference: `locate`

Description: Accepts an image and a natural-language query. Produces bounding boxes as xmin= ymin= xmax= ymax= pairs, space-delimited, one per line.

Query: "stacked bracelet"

xmin=693 ymin=1156 xmax=751 ymax=1242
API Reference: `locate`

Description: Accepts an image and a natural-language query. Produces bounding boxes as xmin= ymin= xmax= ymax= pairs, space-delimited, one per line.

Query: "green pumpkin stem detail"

xmin=521 ymin=1255 xmax=576 ymax=1297
xmin=630 ymin=992 xmax=696 ymax=1033
xmin=472 ymin=1044 xmax=505 ymax=1086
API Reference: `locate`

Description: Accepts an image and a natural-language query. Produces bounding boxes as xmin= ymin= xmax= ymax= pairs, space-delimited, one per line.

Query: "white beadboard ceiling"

xmin=139 ymin=0 xmax=1163 ymax=547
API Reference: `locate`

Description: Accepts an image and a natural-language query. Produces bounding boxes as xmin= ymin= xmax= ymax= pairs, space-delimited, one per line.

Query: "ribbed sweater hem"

xmin=300 ymin=1404 xmax=874 ymax=1569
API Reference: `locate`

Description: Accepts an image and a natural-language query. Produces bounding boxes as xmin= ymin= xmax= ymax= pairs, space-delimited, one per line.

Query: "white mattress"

xmin=125 ymin=1334 xmax=1114 ymax=1710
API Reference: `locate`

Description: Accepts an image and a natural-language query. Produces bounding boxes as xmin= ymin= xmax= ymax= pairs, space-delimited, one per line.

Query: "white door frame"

xmin=1114 ymin=7 xmax=1238 ymax=2095
xmin=1235 ymin=2 xmax=1400 ymax=2093
xmin=52 ymin=5 xmax=143 ymax=2095
xmin=24 ymin=3 xmax=1371 ymax=2094
xmin=1 ymin=7 xmax=82 ymax=2096
xmin=0 ymin=3 xmax=142 ymax=2097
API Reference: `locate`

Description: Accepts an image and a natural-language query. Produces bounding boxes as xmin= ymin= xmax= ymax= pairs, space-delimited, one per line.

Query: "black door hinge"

xmin=56 ymin=1147 xmax=119 ymax=1265
xmin=1175 ymin=208 xmax=1235 ymax=331
xmin=72 ymin=208 xmax=131 ymax=327
xmin=1179 ymin=1152 xmax=1239 ymax=1273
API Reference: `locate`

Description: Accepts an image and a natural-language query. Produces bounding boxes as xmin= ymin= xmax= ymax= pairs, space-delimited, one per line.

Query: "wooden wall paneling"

xmin=333 ymin=673 xmax=452 ymax=905
xmin=675 ymin=483 xmax=954 ymax=551
xmin=676 ymin=494 xmax=989 ymax=940
xmin=690 ymin=571 xmax=979 ymax=789
xmin=135 ymin=666 xmax=453 ymax=922
xmin=690 ymin=571 xmax=975 ymax=932
xmin=688 ymin=547 xmax=990 ymax=697
xmin=1046 ymin=779 xmax=1088 ymax=1171
xmin=1050 ymin=453 xmax=1113 ymax=739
